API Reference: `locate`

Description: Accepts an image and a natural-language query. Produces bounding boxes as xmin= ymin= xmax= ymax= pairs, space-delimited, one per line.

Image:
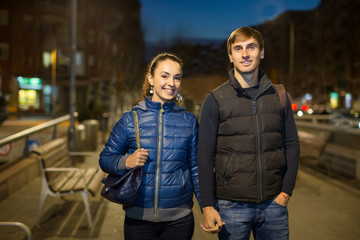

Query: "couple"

xmin=99 ymin=27 xmax=300 ymax=240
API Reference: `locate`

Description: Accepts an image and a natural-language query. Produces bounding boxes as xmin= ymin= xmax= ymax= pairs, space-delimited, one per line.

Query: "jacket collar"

xmin=228 ymin=68 xmax=272 ymax=94
xmin=133 ymin=97 xmax=184 ymax=112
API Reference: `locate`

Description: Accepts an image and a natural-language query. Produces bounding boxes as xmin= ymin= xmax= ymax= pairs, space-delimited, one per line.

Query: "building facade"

xmin=257 ymin=0 xmax=360 ymax=106
xmin=0 ymin=0 xmax=143 ymax=118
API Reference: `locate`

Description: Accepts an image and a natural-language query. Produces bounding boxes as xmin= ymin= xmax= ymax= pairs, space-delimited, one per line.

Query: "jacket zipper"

xmin=253 ymin=83 xmax=272 ymax=202
xmin=154 ymin=104 xmax=164 ymax=222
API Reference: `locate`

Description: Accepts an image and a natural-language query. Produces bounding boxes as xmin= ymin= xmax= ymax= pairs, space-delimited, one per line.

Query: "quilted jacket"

xmin=99 ymin=97 xmax=200 ymax=221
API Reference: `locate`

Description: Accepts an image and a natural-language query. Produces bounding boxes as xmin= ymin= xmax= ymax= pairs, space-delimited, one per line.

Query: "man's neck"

xmin=234 ymin=68 xmax=259 ymax=88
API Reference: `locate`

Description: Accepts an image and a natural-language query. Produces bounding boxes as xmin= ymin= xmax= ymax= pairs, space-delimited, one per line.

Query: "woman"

xmin=99 ymin=53 xmax=200 ymax=240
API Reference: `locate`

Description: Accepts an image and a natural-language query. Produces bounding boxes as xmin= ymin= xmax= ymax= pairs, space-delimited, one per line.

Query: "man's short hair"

xmin=227 ymin=27 xmax=264 ymax=54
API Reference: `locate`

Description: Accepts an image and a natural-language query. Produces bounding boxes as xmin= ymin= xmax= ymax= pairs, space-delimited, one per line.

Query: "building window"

xmin=89 ymin=30 xmax=95 ymax=44
xmin=88 ymin=55 xmax=95 ymax=67
xmin=42 ymin=51 xmax=52 ymax=68
xmin=23 ymin=15 xmax=34 ymax=30
xmin=0 ymin=43 xmax=9 ymax=60
xmin=0 ymin=9 xmax=9 ymax=26
xmin=76 ymin=52 xmax=85 ymax=75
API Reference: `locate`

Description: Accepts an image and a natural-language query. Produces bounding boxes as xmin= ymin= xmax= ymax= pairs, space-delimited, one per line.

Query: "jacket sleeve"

xmin=281 ymin=94 xmax=300 ymax=195
xmin=197 ymin=93 xmax=219 ymax=208
xmin=187 ymin=114 xmax=201 ymax=206
xmin=99 ymin=112 xmax=130 ymax=175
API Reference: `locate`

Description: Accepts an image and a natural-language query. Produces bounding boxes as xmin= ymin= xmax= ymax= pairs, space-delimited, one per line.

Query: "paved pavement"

xmin=1 ymin=141 xmax=360 ymax=239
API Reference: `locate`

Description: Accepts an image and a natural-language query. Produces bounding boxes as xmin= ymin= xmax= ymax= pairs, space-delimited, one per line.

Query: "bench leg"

xmin=80 ymin=190 xmax=93 ymax=229
xmin=37 ymin=182 xmax=49 ymax=227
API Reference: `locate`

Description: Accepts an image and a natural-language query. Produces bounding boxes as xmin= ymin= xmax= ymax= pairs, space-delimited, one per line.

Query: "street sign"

xmin=0 ymin=143 xmax=12 ymax=156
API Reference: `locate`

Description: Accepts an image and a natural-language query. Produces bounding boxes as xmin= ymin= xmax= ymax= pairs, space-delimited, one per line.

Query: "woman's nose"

xmin=167 ymin=77 xmax=175 ymax=86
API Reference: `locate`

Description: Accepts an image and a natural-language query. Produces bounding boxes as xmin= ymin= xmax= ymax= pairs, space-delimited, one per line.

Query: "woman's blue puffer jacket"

xmin=99 ymin=97 xmax=200 ymax=210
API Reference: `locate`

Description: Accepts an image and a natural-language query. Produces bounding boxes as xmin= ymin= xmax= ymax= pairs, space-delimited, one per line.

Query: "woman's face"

xmin=148 ymin=59 xmax=182 ymax=104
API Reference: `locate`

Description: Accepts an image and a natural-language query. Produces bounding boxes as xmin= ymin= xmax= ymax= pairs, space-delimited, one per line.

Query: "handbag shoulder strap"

xmin=133 ymin=110 xmax=141 ymax=150
xmin=273 ymin=84 xmax=287 ymax=109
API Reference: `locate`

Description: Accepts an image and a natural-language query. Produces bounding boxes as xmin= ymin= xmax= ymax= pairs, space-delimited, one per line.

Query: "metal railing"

xmin=0 ymin=222 xmax=32 ymax=240
xmin=0 ymin=115 xmax=70 ymax=159
xmin=295 ymin=120 xmax=360 ymax=136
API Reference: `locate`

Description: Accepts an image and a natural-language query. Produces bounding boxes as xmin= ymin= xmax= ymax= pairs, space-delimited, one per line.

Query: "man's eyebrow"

xmin=233 ymin=42 xmax=258 ymax=47
xmin=247 ymin=42 xmax=258 ymax=47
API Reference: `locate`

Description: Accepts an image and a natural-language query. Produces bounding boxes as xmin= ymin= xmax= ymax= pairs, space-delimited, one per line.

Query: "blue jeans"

xmin=218 ymin=199 xmax=289 ymax=240
xmin=124 ymin=212 xmax=194 ymax=240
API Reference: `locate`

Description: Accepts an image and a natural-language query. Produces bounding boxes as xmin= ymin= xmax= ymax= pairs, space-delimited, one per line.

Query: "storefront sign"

xmin=17 ymin=77 xmax=42 ymax=90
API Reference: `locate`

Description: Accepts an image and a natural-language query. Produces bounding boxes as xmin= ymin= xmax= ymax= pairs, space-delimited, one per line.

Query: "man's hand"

xmin=200 ymin=206 xmax=225 ymax=234
xmin=126 ymin=148 xmax=149 ymax=168
xmin=274 ymin=192 xmax=290 ymax=206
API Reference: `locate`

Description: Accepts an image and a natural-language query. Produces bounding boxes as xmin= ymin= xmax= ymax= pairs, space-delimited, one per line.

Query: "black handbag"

xmin=101 ymin=110 xmax=143 ymax=207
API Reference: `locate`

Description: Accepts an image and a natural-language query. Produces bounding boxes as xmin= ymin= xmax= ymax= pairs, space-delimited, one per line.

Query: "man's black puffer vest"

xmin=211 ymin=69 xmax=285 ymax=203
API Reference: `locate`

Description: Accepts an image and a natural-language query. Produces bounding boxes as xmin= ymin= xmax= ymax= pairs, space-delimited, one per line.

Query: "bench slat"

xmin=73 ymin=168 xmax=97 ymax=191
xmin=49 ymin=171 xmax=78 ymax=192
xmin=58 ymin=170 xmax=84 ymax=192
xmin=87 ymin=170 xmax=107 ymax=196
xmin=42 ymin=145 xmax=68 ymax=166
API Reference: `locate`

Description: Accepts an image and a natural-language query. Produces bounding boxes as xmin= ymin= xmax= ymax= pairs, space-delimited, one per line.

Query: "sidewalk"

xmin=0 ymin=142 xmax=360 ymax=239
xmin=0 ymin=141 xmax=216 ymax=240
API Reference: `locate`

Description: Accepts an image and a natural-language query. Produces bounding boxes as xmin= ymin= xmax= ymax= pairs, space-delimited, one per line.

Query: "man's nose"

xmin=242 ymin=49 xmax=249 ymax=58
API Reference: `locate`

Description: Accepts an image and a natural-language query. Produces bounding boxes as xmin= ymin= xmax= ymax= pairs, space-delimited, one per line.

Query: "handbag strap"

xmin=133 ymin=110 xmax=141 ymax=150
xmin=274 ymin=84 xmax=287 ymax=109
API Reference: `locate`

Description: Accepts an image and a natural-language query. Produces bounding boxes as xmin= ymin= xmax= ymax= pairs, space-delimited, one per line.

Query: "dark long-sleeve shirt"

xmin=197 ymin=85 xmax=300 ymax=208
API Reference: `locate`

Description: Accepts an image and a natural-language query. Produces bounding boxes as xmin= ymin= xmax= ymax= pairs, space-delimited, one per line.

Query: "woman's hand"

xmin=125 ymin=148 xmax=149 ymax=168
xmin=200 ymin=206 xmax=225 ymax=234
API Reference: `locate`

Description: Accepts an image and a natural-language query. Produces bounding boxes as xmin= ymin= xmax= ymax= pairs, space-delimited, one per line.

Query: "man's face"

xmin=228 ymin=37 xmax=264 ymax=74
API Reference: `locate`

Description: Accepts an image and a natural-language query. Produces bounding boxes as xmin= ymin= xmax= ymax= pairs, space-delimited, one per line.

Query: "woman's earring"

xmin=149 ymin=85 xmax=154 ymax=95
xmin=176 ymin=93 xmax=183 ymax=103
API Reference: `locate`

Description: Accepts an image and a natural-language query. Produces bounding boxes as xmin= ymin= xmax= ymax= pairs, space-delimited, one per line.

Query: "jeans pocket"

xmin=218 ymin=199 xmax=238 ymax=209
xmin=272 ymin=199 xmax=288 ymax=208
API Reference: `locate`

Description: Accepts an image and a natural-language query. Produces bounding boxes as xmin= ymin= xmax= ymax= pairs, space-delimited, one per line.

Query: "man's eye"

xmin=248 ymin=45 xmax=256 ymax=50
xmin=234 ymin=46 xmax=242 ymax=51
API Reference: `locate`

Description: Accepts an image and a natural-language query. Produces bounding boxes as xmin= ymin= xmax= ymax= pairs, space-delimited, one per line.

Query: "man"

xmin=197 ymin=27 xmax=300 ymax=240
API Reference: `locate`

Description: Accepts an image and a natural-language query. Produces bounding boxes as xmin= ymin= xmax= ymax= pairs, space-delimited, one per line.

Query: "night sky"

xmin=141 ymin=0 xmax=321 ymax=45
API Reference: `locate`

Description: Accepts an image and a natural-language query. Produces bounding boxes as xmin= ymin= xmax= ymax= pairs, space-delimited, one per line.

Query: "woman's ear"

xmin=147 ymin=73 xmax=153 ymax=86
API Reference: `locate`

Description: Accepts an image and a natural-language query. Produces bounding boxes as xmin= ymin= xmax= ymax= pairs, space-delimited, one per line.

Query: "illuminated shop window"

xmin=18 ymin=90 xmax=39 ymax=111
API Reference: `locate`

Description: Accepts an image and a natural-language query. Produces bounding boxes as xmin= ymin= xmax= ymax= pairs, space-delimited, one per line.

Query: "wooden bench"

xmin=31 ymin=137 xmax=106 ymax=228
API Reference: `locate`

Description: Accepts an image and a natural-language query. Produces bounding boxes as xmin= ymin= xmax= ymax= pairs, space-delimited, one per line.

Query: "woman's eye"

xmin=161 ymin=75 xmax=168 ymax=78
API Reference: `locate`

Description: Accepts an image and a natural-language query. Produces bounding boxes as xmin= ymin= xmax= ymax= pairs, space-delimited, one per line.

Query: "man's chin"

xmin=235 ymin=66 xmax=257 ymax=75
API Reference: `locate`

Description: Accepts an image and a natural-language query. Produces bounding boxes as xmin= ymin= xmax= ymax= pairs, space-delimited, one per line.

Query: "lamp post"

xmin=68 ymin=0 xmax=77 ymax=156
xmin=289 ymin=21 xmax=295 ymax=85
